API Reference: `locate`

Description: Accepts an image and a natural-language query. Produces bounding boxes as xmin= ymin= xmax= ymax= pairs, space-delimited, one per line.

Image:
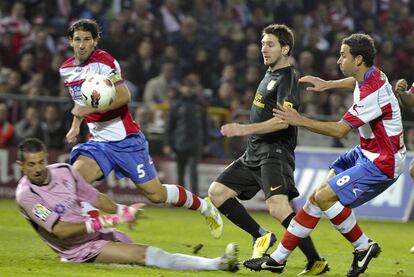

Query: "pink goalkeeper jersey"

xmin=342 ymin=67 xmax=406 ymax=178
xmin=15 ymin=163 xmax=132 ymax=262
xmin=59 ymin=49 xmax=139 ymax=141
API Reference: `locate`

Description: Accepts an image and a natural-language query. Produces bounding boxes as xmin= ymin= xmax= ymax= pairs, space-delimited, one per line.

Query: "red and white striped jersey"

xmin=410 ymin=82 xmax=414 ymax=93
xmin=59 ymin=49 xmax=139 ymax=141
xmin=342 ymin=67 xmax=406 ymax=178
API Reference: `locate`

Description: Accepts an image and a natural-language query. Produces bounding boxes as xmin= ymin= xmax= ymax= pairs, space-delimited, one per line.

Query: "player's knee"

xmin=208 ymin=182 xmax=233 ymax=206
xmin=267 ymin=198 xmax=291 ymax=221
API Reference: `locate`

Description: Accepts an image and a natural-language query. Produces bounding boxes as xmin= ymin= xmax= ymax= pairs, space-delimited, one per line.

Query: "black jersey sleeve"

xmin=276 ymin=69 xmax=300 ymax=109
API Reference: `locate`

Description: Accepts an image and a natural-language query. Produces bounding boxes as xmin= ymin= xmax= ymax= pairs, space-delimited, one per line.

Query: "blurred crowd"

xmin=1 ymin=0 xmax=414 ymax=158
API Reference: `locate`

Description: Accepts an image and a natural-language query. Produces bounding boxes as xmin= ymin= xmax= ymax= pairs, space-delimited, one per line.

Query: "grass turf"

xmin=0 ymin=199 xmax=413 ymax=276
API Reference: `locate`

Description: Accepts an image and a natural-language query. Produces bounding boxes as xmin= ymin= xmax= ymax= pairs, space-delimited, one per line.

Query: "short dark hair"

xmin=18 ymin=138 xmax=46 ymax=161
xmin=67 ymin=19 xmax=100 ymax=40
xmin=342 ymin=33 xmax=376 ymax=67
xmin=262 ymin=24 xmax=294 ymax=56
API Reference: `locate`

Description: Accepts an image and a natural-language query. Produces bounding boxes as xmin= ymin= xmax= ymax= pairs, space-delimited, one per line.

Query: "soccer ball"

xmin=81 ymin=74 xmax=115 ymax=109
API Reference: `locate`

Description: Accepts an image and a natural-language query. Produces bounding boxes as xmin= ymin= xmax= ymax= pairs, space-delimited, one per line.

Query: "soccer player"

xmin=59 ymin=19 xmax=222 ymax=238
xmin=15 ymin=138 xmax=239 ymax=271
xmin=244 ymin=34 xmax=406 ymax=276
xmin=393 ymin=78 xmax=414 ymax=254
xmin=208 ymin=24 xmax=329 ymax=275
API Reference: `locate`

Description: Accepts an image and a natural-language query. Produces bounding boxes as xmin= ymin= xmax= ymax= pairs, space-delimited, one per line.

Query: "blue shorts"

xmin=328 ymin=146 xmax=397 ymax=208
xmin=70 ymin=133 xmax=157 ymax=184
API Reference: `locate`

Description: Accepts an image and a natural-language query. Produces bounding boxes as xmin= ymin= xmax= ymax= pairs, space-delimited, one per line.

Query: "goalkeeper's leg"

xmin=94 ymin=241 xmax=239 ymax=271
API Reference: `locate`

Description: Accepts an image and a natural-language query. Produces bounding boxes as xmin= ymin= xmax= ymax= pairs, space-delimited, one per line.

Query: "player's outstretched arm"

xmin=394 ymin=79 xmax=414 ymax=107
xmin=274 ymin=105 xmax=351 ymax=138
xmin=299 ymin=76 xmax=355 ymax=92
xmin=221 ymin=117 xmax=288 ymax=137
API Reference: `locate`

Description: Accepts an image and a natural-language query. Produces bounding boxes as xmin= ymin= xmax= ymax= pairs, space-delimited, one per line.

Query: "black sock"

xmin=218 ymin=198 xmax=263 ymax=238
xmin=282 ymin=212 xmax=321 ymax=261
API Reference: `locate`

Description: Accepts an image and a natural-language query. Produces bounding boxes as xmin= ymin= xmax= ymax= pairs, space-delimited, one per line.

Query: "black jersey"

xmin=242 ymin=65 xmax=300 ymax=166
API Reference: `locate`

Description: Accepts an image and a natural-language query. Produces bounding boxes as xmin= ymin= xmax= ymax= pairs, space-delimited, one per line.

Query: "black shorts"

xmin=215 ymin=158 xmax=299 ymax=201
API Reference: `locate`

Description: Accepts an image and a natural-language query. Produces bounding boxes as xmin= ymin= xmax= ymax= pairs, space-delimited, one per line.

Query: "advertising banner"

xmin=1 ymin=146 xmax=413 ymax=221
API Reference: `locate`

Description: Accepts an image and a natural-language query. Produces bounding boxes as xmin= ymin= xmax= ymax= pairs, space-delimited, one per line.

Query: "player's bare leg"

xmin=72 ymin=155 xmax=103 ymax=183
xmin=95 ymin=241 xmax=239 ymax=271
xmin=137 ymin=178 xmax=223 ymax=239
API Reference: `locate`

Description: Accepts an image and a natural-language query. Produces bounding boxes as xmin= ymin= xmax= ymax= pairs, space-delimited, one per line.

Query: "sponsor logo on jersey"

xmin=283 ymin=101 xmax=293 ymax=108
xmin=33 ymin=203 xmax=52 ymax=222
xmin=68 ymin=84 xmax=82 ymax=101
xmin=253 ymin=93 xmax=265 ymax=108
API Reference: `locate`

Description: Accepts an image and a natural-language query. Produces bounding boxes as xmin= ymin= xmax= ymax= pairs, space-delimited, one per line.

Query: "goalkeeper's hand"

xmin=85 ymin=203 xmax=145 ymax=233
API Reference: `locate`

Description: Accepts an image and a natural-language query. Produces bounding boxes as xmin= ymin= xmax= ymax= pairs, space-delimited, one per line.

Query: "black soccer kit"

xmin=216 ymin=65 xmax=301 ymax=200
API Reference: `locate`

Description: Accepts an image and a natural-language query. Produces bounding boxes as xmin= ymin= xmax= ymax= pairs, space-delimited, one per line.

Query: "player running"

xmin=208 ymin=24 xmax=329 ymax=275
xmin=59 ymin=19 xmax=222 ymax=239
xmin=15 ymin=138 xmax=238 ymax=271
xmin=244 ymin=33 xmax=406 ymax=277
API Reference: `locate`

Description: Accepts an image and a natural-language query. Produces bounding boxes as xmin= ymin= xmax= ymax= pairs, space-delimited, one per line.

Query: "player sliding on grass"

xmin=15 ymin=138 xmax=238 ymax=271
xmin=244 ymin=33 xmax=406 ymax=277
xmin=59 ymin=19 xmax=222 ymax=239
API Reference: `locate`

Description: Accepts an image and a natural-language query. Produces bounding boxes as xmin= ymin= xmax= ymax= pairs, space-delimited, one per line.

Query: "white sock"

xmin=145 ymin=246 xmax=221 ymax=270
xmin=163 ymin=184 xmax=206 ymax=212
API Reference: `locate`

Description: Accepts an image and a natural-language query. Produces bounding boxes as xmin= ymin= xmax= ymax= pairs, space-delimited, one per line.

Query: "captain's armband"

xmin=108 ymin=73 xmax=123 ymax=84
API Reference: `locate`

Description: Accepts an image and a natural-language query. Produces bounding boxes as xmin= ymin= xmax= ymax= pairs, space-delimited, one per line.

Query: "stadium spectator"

xmin=14 ymin=106 xmax=43 ymax=141
xmin=100 ymin=18 xmax=134 ymax=61
xmin=133 ymin=104 xmax=152 ymax=135
xmin=143 ymin=61 xmax=178 ymax=107
xmin=127 ymin=40 xmax=159 ymax=99
xmin=0 ymin=103 xmax=14 ymax=146
xmin=209 ymin=24 xmax=329 ymax=275
xmin=0 ymin=2 xmax=32 ymax=53
xmin=15 ymin=138 xmax=239 ymax=271
xmin=164 ymin=73 xmax=209 ymax=194
xmin=41 ymin=104 xmax=66 ymax=149
xmin=60 ymin=19 xmax=224 ymax=241
xmin=245 ymin=34 xmax=404 ymax=277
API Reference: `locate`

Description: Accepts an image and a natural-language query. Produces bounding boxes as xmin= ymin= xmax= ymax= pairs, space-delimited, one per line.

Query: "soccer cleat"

xmin=347 ymin=240 xmax=381 ymax=277
xmin=297 ymin=258 xmax=330 ymax=275
xmin=203 ymin=197 xmax=223 ymax=239
xmin=243 ymin=254 xmax=286 ymax=273
xmin=252 ymin=232 xmax=277 ymax=258
xmin=219 ymin=242 xmax=240 ymax=272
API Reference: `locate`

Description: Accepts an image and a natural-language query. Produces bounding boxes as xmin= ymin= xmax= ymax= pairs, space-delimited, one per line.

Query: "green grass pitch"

xmin=0 ymin=199 xmax=413 ymax=276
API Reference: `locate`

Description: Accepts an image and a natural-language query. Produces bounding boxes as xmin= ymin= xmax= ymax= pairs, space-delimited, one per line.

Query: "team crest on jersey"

xmin=91 ymin=90 xmax=101 ymax=108
xmin=267 ymin=80 xmax=276 ymax=90
xmin=54 ymin=204 xmax=66 ymax=215
xmin=33 ymin=203 xmax=51 ymax=222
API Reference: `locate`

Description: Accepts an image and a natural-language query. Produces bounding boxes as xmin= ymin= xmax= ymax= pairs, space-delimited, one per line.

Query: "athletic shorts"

xmin=61 ymin=229 xmax=133 ymax=263
xmin=215 ymin=158 xmax=299 ymax=201
xmin=70 ymin=133 xmax=157 ymax=184
xmin=328 ymin=146 xmax=398 ymax=208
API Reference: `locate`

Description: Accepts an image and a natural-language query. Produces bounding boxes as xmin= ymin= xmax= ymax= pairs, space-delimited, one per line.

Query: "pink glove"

xmin=85 ymin=203 xmax=145 ymax=234
xmin=117 ymin=203 xmax=145 ymax=223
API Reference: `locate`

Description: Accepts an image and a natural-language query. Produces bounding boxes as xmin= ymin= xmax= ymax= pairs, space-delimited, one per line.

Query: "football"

xmin=81 ymin=74 xmax=115 ymax=109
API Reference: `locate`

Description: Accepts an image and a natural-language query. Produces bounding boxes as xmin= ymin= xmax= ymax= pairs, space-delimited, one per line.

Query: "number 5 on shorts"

xmin=137 ymin=164 xmax=146 ymax=178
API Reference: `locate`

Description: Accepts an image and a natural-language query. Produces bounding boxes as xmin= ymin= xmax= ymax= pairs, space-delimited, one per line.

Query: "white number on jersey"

xmin=336 ymin=175 xmax=350 ymax=186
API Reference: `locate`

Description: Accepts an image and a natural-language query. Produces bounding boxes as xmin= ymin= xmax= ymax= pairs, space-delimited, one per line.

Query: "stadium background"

xmin=0 ymin=0 xmax=414 ymax=220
